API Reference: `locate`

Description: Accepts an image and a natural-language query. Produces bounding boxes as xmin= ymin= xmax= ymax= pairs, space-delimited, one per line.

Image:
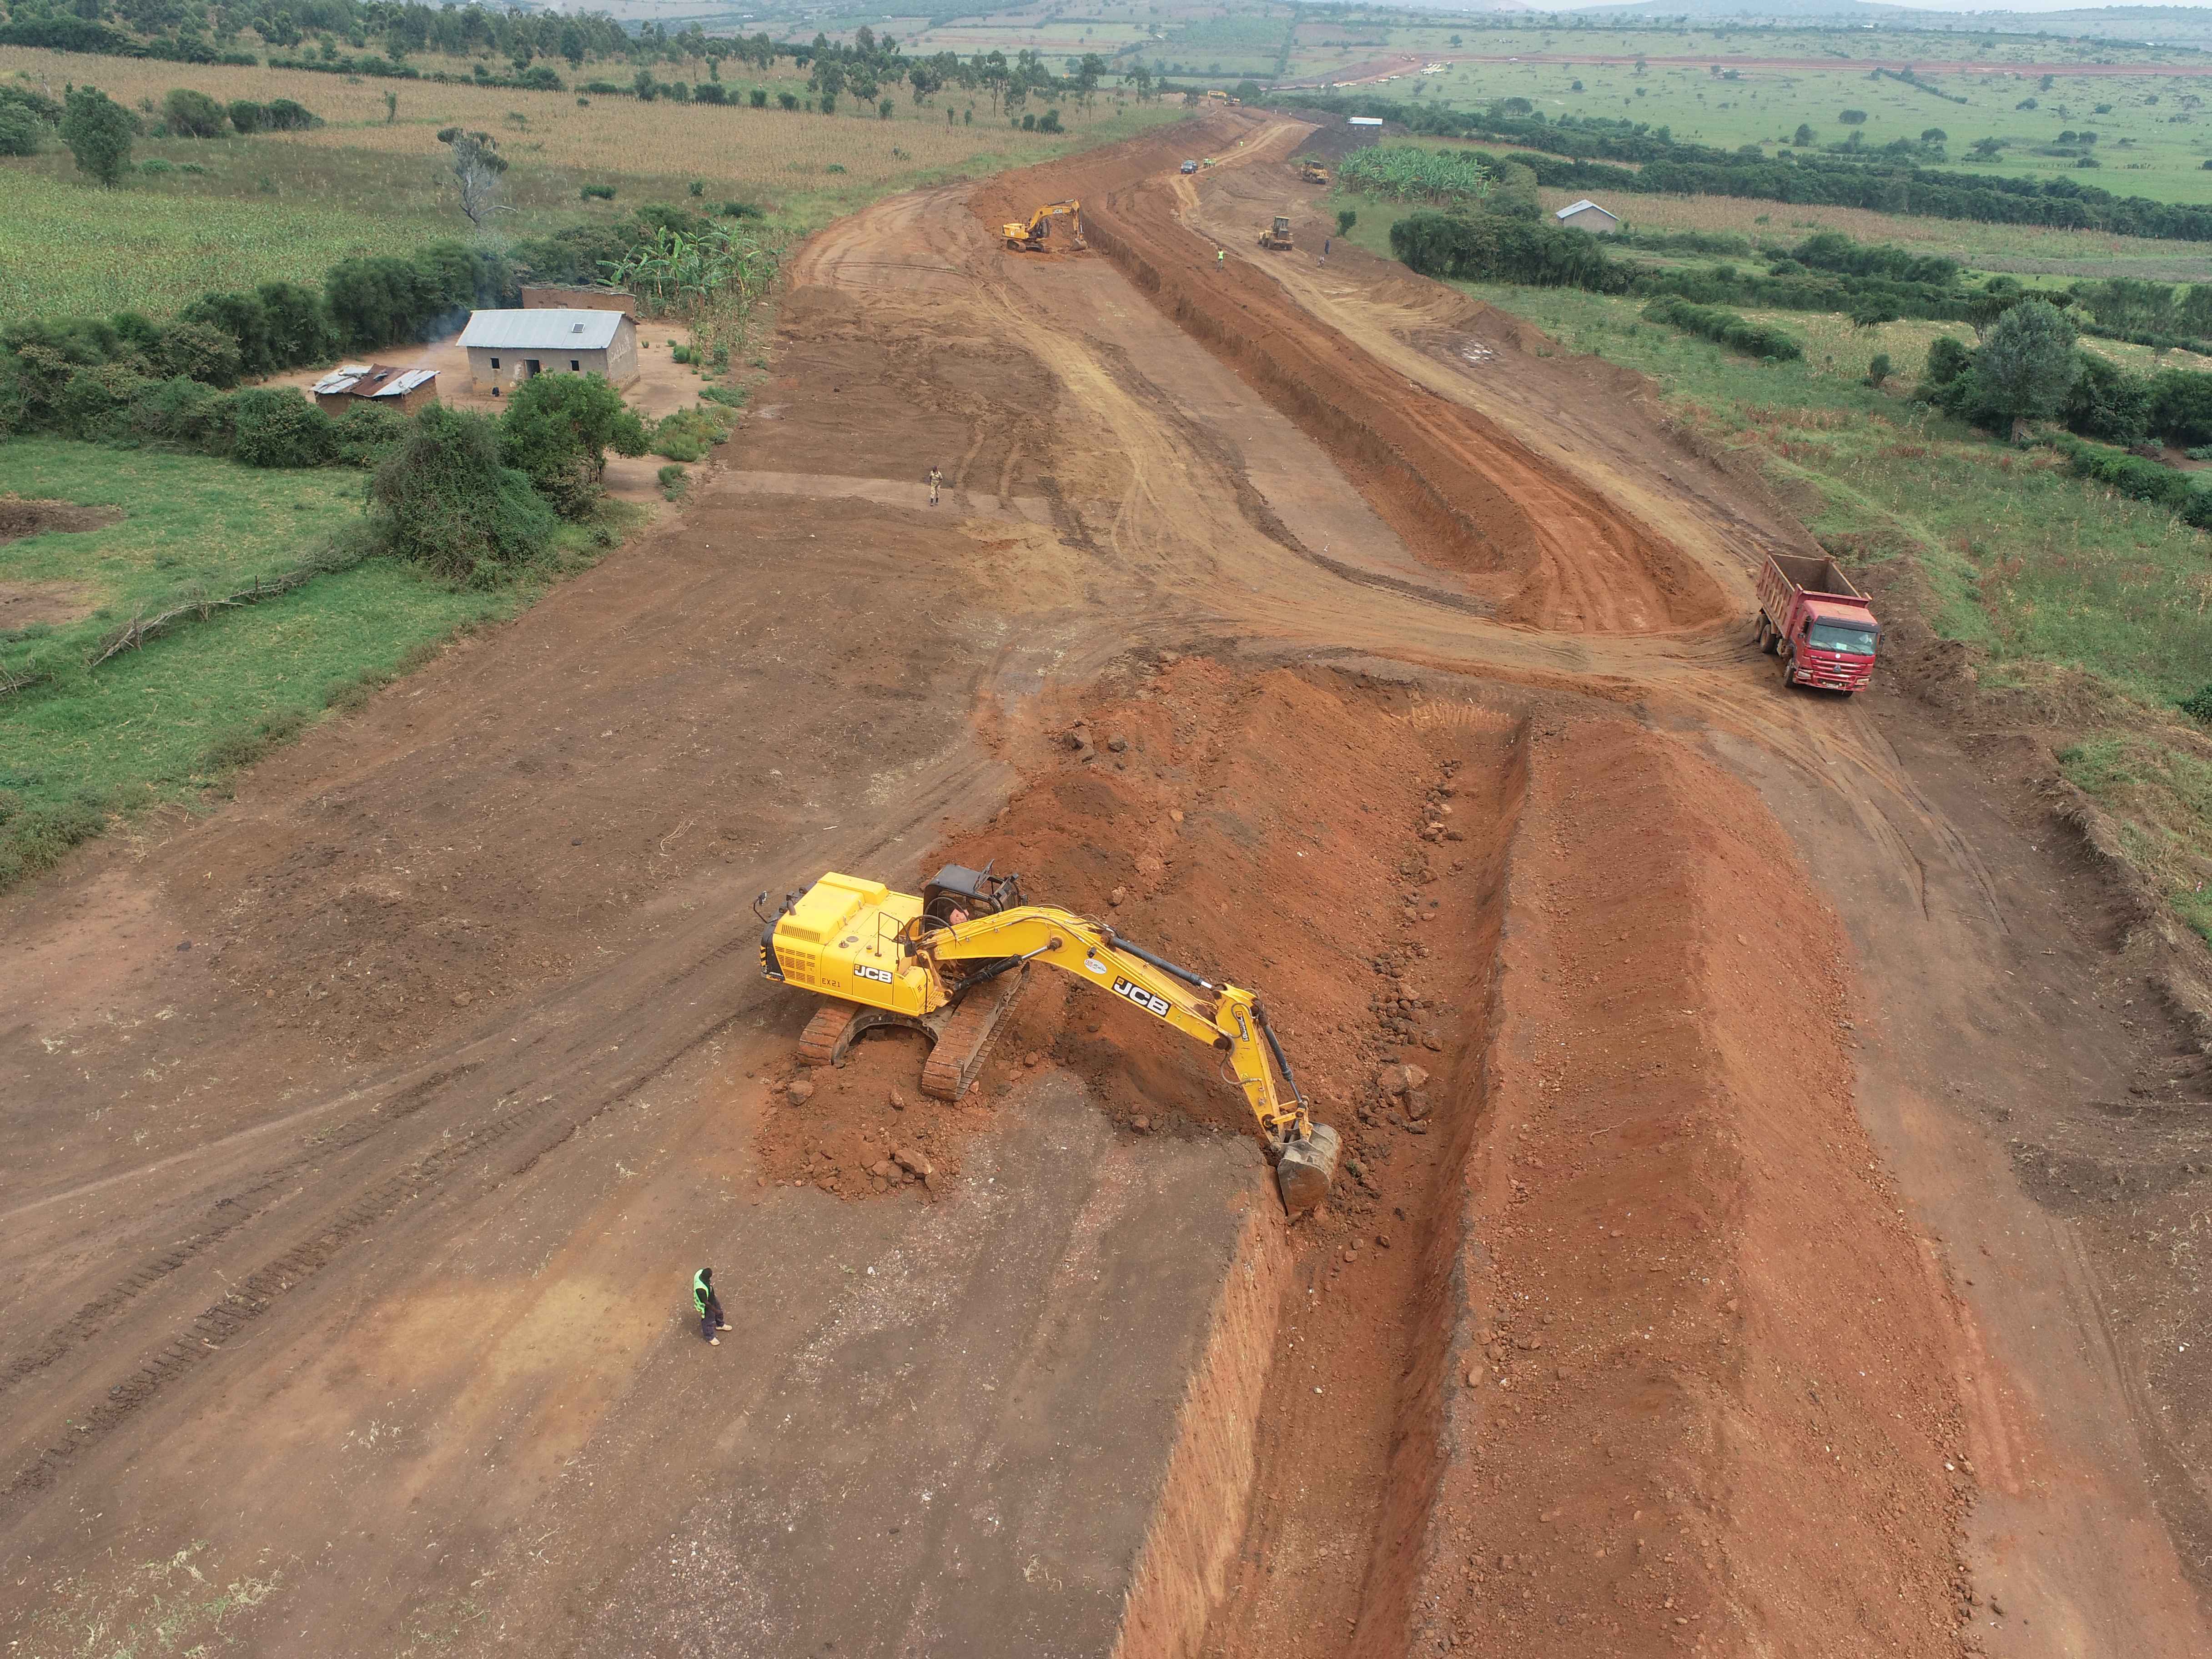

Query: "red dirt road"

xmin=2 ymin=112 xmax=2208 ymax=1657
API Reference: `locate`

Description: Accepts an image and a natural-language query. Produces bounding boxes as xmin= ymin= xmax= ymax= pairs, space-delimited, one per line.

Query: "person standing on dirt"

xmin=1322 ymin=236 xmax=1331 ymax=263
xmin=926 ymin=465 xmax=943 ymax=507
xmin=693 ymin=1266 xmax=732 ymax=1346
xmin=1217 ymin=247 xmax=1225 ymax=271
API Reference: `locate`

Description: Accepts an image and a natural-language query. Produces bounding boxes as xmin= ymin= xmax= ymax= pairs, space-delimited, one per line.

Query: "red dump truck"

xmin=1755 ymin=552 xmax=1880 ymax=694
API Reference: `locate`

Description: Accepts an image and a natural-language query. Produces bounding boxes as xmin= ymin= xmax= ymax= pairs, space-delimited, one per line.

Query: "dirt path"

xmin=1 ymin=111 xmax=2207 ymax=1657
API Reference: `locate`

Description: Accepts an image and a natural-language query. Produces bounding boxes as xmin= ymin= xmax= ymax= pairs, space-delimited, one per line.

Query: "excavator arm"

xmin=759 ymin=872 xmax=1340 ymax=1213
xmin=918 ymin=905 xmax=1310 ymax=1141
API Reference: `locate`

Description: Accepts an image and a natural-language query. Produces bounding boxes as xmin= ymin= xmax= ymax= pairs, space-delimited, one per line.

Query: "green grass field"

xmin=0 ymin=45 xmax=1182 ymax=322
xmin=0 ymin=442 xmax=596 ymax=888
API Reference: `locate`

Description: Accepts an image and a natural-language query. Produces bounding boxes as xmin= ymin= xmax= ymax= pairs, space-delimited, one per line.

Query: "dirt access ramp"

xmin=972 ymin=117 xmax=1728 ymax=636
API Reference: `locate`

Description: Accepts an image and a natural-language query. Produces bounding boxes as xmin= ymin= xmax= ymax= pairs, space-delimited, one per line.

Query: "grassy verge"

xmin=0 ymin=439 xmax=633 ymax=889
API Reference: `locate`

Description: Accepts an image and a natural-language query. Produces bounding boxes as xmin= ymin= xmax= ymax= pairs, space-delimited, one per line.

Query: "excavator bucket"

xmin=1273 ymin=1123 xmax=1341 ymax=1216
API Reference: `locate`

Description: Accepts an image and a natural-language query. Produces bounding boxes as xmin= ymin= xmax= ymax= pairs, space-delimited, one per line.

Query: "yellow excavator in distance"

xmin=757 ymin=865 xmax=1342 ymax=1215
xmin=1299 ymin=160 xmax=1328 ymax=185
xmin=1002 ymin=199 xmax=1086 ymax=253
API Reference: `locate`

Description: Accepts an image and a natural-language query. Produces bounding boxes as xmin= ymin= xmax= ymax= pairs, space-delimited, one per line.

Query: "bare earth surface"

xmin=2 ymin=112 xmax=2207 ymax=1658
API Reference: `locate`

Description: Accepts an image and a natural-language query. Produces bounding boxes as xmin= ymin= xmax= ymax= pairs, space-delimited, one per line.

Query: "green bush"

xmin=370 ymin=404 xmax=556 ymax=583
xmin=152 ymin=318 xmax=246 ymax=386
xmin=649 ymin=405 xmax=729 ymax=463
xmin=126 ymin=375 xmax=232 ymax=449
xmin=658 ymin=463 xmax=689 ymax=501
xmin=1391 ymin=208 xmax=1631 ymax=292
xmin=0 ymin=102 xmax=43 ymax=156
xmin=581 ymin=182 xmax=616 ymax=201
xmin=227 ymin=98 xmax=268 ymax=133
xmin=231 ymin=387 xmax=333 ymax=468
xmin=162 ymin=87 xmax=228 ymax=138
xmin=265 ymin=98 xmax=318 ymax=131
xmin=1641 ymin=295 xmax=1804 ymax=360
xmin=1867 ymin=352 xmax=1892 ymax=386
xmin=2181 ymin=684 xmax=2212 ymax=723
xmin=330 ymin=401 xmax=407 ymax=468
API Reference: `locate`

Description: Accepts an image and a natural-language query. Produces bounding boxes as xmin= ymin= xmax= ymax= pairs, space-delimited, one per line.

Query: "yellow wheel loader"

xmin=1258 ymin=215 xmax=1294 ymax=251
xmin=757 ymin=865 xmax=1342 ymax=1215
xmin=1299 ymin=160 xmax=1328 ymax=185
xmin=1002 ymin=199 xmax=1086 ymax=253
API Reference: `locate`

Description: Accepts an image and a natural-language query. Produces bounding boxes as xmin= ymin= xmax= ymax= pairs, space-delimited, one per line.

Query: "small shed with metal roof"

xmin=457 ymin=308 xmax=640 ymax=395
xmin=1554 ymin=199 xmax=1620 ymax=234
xmin=309 ymin=363 xmax=440 ymax=414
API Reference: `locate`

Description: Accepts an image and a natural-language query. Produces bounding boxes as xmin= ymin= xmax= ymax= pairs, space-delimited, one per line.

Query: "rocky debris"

xmin=1109 ymin=885 xmax=1126 ymax=907
xmin=1131 ymin=1115 xmax=1151 ymax=1132
xmin=1378 ymin=1062 xmax=1429 ymax=1096
xmin=1107 ymin=734 xmax=1129 ymax=753
xmin=452 ymin=990 xmax=474 ymax=1007
xmin=888 ymin=1087 xmax=906 ymax=1111
xmin=892 ymin=1146 xmax=933 ymax=1181
xmin=786 ymin=1078 xmax=816 ymax=1105
xmin=1405 ymin=1091 xmax=1432 ymax=1122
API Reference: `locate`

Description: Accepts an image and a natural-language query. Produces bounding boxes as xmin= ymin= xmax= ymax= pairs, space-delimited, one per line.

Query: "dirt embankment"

xmin=970 ymin=123 xmax=1728 ymax=636
xmin=757 ymin=644 xmax=1970 ymax=1657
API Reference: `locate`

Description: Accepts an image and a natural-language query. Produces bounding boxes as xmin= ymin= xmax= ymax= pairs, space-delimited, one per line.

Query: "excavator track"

xmin=919 ymin=967 xmax=1030 ymax=1101
xmin=797 ymin=1001 xmax=859 ymax=1068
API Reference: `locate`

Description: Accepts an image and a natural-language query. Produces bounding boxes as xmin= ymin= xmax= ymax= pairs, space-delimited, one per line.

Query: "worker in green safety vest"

xmin=693 ymin=1266 xmax=731 ymax=1346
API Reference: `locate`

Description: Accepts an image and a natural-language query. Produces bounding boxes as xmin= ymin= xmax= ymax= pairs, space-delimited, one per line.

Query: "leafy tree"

xmin=1866 ymin=352 xmax=1892 ymax=387
xmin=369 ymin=405 xmax=556 ymax=584
xmin=1337 ymin=207 xmax=1357 ymax=236
xmin=1793 ymin=123 xmax=1814 ymax=146
xmin=1838 ymin=109 xmax=1867 ymax=126
xmin=437 ymin=126 xmax=508 ymax=227
xmin=499 ymin=372 xmax=647 ymax=518
xmin=60 ymin=84 xmax=134 ymax=185
xmin=1921 ymin=127 xmax=1947 ymax=142
xmin=161 ymin=87 xmax=226 ymax=137
xmin=1972 ymin=298 xmax=2077 ymax=437
xmin=226 ymin=98 xmax=266 ymax=132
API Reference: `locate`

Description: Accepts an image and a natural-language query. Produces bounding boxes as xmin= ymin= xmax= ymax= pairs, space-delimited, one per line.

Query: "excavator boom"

xmin=759 ymin=870 xmax=1340 ymax=1213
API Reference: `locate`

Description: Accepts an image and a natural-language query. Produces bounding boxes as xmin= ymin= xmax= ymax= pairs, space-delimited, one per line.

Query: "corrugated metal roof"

xmin=370 ymin=368 xmax=438 ymax=399
xmin=459 ymin=309 xmax=628 ymax=351
xmin=308 ymin=363 xmax=438 ymax=399
xmin=1555 ymin=199 xmax=1617 ymax=221
xmin=311 ymin=363 xmax=376 ymax=395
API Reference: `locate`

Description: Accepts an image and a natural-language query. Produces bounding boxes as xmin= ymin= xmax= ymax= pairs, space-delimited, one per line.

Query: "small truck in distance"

xmin=1755 ymin=552 xmax=1880 ymax=694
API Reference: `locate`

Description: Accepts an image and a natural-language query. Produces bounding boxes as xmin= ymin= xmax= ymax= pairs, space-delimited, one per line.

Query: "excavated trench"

xmin=792 ymin=650 xmax=1975 ymax=1659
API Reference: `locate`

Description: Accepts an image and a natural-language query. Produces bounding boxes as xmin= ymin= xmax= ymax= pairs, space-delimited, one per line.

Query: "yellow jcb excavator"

xmin=757 ymin=865 xmax=1342 ymax=1214
xmin=1002 ymin=200 xmax=1086 ymax=253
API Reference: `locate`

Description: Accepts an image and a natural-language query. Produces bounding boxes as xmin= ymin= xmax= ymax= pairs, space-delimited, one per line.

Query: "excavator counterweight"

xmin=758 ymin=867 xmax=1340 ymax=1215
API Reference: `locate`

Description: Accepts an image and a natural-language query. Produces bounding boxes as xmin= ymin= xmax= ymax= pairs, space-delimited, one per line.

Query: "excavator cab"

xmin=920 ymin=863 xmax=1024 ymax=929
